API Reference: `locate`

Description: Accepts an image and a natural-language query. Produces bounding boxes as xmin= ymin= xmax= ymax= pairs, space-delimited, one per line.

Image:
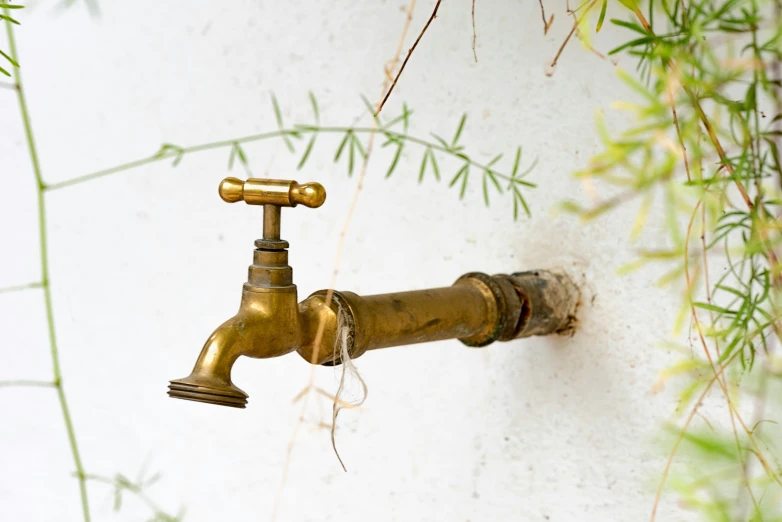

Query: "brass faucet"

xmin=168 ymin=177 xmax=580 ymax=408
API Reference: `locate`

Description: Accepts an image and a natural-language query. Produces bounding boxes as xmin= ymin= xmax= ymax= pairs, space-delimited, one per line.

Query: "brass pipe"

xmin=296 ymin=280 xmax=497 ymax=365
xmin=348 ymin=285 xmax=494 ymax=349
xmin=296 ymin=271 xmax=579 ymax=366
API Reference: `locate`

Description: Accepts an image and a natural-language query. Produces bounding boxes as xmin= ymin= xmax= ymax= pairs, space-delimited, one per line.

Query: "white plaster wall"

xmin=1 ymin=1 xmax=685 ymax=521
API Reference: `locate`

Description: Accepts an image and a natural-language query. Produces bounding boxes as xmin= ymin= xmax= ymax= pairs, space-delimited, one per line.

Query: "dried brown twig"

xmin=472 ymin=0 xmax=478 ymax=62
xmin=384 ymin=0 xmax=418 ymax=83
xmin=538 ymin=0 xmax=554 ymax=35
xmin=547 ymin=0 xmax=598 ymax=75
xmin=376 ymin=0 xmax=442 ymax=116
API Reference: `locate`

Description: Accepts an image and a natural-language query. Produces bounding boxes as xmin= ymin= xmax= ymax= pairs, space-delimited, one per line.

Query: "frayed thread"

xmin=330 ymin=303 xmax=368 ymax=472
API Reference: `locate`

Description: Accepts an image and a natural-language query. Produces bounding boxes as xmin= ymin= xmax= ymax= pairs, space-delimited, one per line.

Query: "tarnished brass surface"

xmin=169 ymin=177 xmax=321 ymax=408
xmin=297 ymin=292 xmax=344 ymax=365
xmin=346 ymin=283 xmax=494 ymax=350
xmin=263 ymin=204 xmax=281 ymax=240
xmin=296 ymin=284 xmax=493 ymax=365
xmin=169 ymin=177 xmax=581 ymax=409
xmin=168 ymin=286 xmax=301 ymax=408
xmin=219 ymin=177 xmax=326 ymax=208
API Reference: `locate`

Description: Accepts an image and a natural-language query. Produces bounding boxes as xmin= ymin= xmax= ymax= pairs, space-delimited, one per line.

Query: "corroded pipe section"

xmin=504 ymin=270 xmax=580 ymax=339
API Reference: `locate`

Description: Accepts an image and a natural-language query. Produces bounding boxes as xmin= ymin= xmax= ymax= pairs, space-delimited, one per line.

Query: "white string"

xmin=330 ymin=304 xmax=368 ymax=471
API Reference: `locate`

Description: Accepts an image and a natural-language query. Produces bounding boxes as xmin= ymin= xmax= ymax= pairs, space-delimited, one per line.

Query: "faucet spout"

xmin=167 ymin=321 xmax=249 ymax=407
xmin=168 ymin=284 xmax=302 ymax=408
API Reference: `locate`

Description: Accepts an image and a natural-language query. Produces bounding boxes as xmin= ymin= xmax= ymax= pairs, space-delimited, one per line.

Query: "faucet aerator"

xmin=168 ymin=374 xmax=249 ymax=409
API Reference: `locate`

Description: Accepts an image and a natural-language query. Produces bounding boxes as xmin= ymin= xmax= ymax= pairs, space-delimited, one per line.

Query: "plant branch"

xmin=0 ymin=379 xmax=56 ymax=388
xmin=666 ymin=86 xmax=691 ymax=183
xmin=471 ymin=0 xmax=477 ymax=62
xmin=0 ymin=281 xmax=43 ymax=294
xmin=538 ymin=0 xmax=553 ymax=35
xmin=631 ymin=5 xmax=782 ymax=285
xmin=375 ymin=0 xmax=441 ymax=116
xmin=4 ymin=9 xmax=91 ymax=521
xmin=650 ymin=349 xmax=741 ymax=522
xmin=684 ymin=200 xmax=781 ymax=484
xmin=83 ymin=473 xmax=179 ymax=520
xmin=650 ymin=199 xmax=779 ymax=521
xmin=383 ymin=0 xmax=417 ymax=83
xmin=548 ymin=0 xmax=597 ymax=73
xmin=631 ymin=8 xmax=753 ymax=207
xmin=669 ymin=69 xmax=759 ymax=515
xmin=47 ymin=125 xmax=525 ymax=189
xmin=774 ymin=0 xmax=782 ymax=190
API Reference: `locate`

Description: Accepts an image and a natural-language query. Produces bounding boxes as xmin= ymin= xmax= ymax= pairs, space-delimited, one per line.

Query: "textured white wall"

xmin=1 ymin=1 xmax=685 ymax=521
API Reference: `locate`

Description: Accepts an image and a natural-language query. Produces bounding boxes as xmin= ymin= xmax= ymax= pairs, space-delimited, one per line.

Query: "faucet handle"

xmin=219 ymin=177 xmax=326 ymax=243
xmin=218 ymin=177 xmax=326 ymax=208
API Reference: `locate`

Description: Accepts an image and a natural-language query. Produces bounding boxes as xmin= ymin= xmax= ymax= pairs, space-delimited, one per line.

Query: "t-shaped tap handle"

xmin=218 ymin=177 xmax=326 ymax=208
xmin=218 ymin=177 xmax=326 ymax=241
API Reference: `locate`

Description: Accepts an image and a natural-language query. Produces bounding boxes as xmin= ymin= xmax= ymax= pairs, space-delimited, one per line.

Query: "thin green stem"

xmin=46 ymin=129 xmax=289 ymax=190
xmin=0 ymin=379 xmax=56 ymax=388
xmin=4 ymin=11 xmax=91 ymax=522
xmin=47 ymin=126 xmax=520 ymax=191
xmin=0 ymin=281 xmax=43 ymax=294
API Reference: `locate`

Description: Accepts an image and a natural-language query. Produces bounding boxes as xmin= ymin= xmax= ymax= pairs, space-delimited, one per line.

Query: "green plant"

xmin=0 ymin=2 xmax=21 ymax=77
xmin=558 ymin=0 xmax=782 ymax=519
xmin=2 ymin=6 xmax=182 ymax=521
xmin=50 ymin=94 xmax=536 ymax=218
